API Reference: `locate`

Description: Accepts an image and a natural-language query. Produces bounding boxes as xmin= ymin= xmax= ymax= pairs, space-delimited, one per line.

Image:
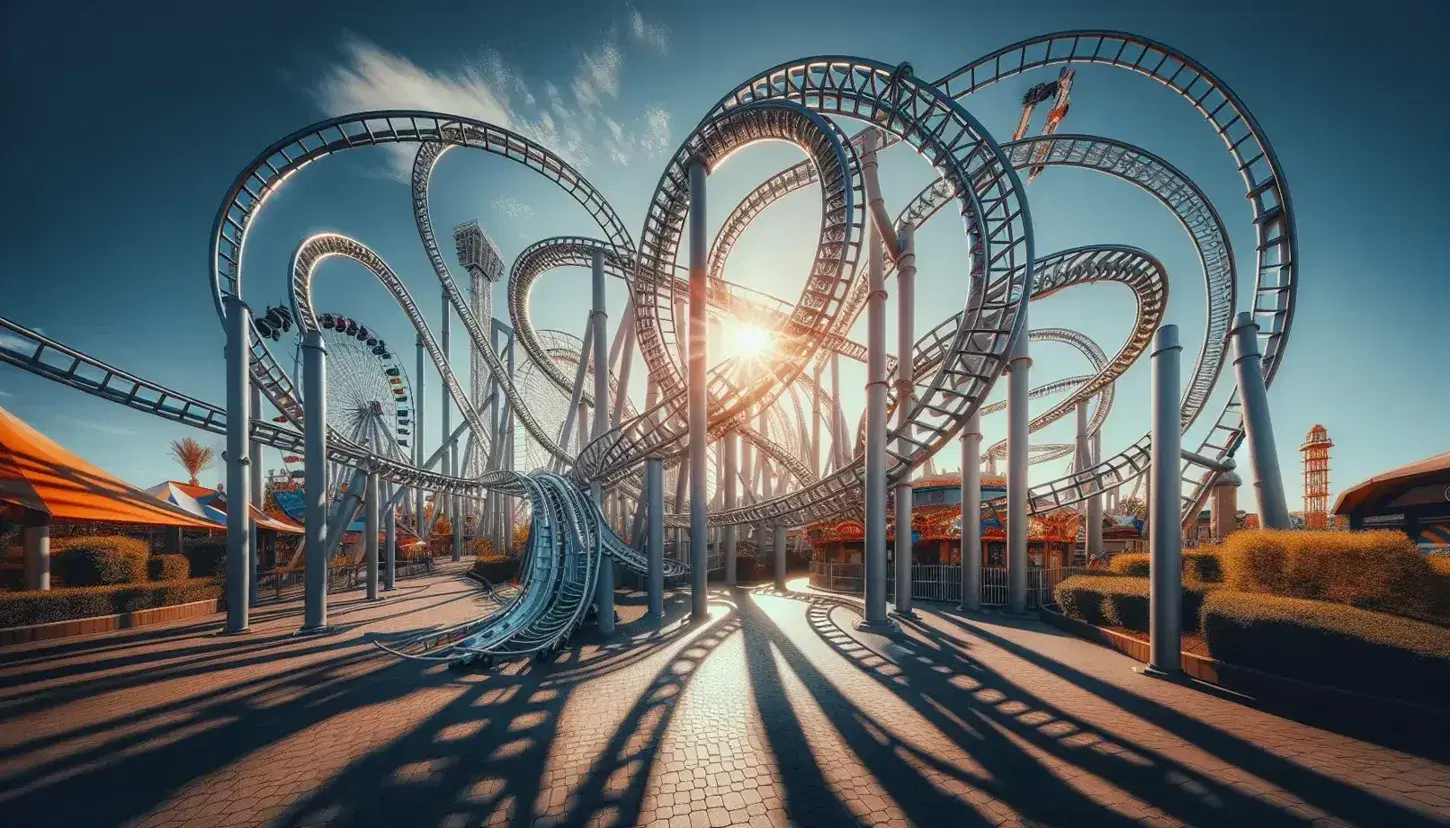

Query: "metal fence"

xmin=256 ymin=557 xmax=439 ymax=602
xmin=809 ymin=562 xmax=1082 ymax=610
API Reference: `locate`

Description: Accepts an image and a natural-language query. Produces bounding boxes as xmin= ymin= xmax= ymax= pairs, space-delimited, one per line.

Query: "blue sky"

xmin=1 ymin=0 xmax=1447 ymax=511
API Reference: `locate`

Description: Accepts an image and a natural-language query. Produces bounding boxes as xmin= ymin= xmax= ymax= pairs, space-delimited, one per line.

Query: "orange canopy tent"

xmin=0 ymin=404 xmax=216 ymax=528
xmin=148 ymin=480 xmax=305 ymax=535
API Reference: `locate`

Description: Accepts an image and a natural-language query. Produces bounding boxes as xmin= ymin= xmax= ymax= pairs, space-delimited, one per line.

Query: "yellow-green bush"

xmin=51 ymin=536 xmax=148 ymax=586
xmin=147 ymin=554 xmax=191 ymax=581
xmin=1201 ymin=590 xmax=1450 ymax=706
xmin=1107 ymin=549 xmax=1223 ymax=583
xmin=1053 ymin=575 xmax=1213 ymax=633
xmin=471 ymin=554 xmax=518 ymax=584
xmin=0 ymin=578 xmax=222 ymax=627
xmin=1220 ymin=529 xmax=1440 ymax=619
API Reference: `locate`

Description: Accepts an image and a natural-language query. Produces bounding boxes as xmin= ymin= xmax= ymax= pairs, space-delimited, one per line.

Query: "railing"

xmin=809 ymin=562 xmax=1083 ymax=610
xmin=256 ymin=557 xmax=439 ymax=602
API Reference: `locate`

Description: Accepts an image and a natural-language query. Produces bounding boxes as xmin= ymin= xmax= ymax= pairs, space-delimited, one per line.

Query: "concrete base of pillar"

xmin=853 ymin=617 xmax=900 ymax=635
xmin=294 ymin=625 xmax=335 ymax=637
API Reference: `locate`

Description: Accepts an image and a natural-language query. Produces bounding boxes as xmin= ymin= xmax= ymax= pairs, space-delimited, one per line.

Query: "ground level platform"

xmin=0 ymin=568 xmax=1444 ymax=827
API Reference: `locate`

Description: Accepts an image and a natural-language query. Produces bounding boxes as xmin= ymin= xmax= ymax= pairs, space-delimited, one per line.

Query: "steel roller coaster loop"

xmin=0 ymin=30 xmax=1295 ymax=660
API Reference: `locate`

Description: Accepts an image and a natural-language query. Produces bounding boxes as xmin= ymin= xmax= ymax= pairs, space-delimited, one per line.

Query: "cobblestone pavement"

xmin=1 ymin=570 xmax=1446 ymax=828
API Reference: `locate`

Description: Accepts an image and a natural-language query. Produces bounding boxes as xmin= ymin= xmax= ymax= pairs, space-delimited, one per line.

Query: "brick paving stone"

xmin=0 ymin=572 xmax=1446 ymax=827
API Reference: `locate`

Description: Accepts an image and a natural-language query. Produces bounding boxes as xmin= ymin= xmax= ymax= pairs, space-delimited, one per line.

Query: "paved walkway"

xmin=0 ymin=571 xmax=1445 ymax=828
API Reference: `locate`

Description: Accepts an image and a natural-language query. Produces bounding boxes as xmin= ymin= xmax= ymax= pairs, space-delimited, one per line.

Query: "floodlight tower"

xmin=1300 ymin=424 xmax=1333 ymax=529
xmin=454 ymin=220 xmax=505 ymax=550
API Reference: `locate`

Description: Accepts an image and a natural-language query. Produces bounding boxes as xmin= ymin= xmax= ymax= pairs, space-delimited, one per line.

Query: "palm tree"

xmin=169 ymin=438 xmax=216 ymax=486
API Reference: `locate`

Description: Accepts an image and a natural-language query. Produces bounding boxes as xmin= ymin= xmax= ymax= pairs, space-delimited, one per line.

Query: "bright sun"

xmin=733 ymin=324 xmax=774 ymax=357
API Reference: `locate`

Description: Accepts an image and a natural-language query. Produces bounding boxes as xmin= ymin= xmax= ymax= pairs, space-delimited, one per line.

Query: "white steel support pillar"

xmin=773 ymin=524 xmax=787 ymax=590
xmin=647 ymin=458 xmax=664 ymax=617
xmin=384 ymin=482 xmax=397 ymax=591
xmin=959 ymin=412 xmax=982 ymax=611
xmin=415 ymin=336 xmax=426 ymax=550
xmin=724 ymin=431 xmax=738 ymax=585
xmin=591 ymin=249 xmax=614 ymax=635
xmin=859 ymin=130 xmax=892 ymax=632
xmin=1231 ymin=312 xmax=1290 ymax=530
xmin=249 ymin=381 xmax=263 ymax=606
xmin=22 ymin=512 xmax=49 ymax=591
xmin=893 ymin=222 xmax=916 ymax=617
xmin=302 ymin=329 xmax=328 ymax=631
xmin=365 ymin=470 xmax=379 ymax=601
xmin=223 ymin=295 xmax=252 ymax=633
xmin=810 ymin=358 xmax=823 ymax=479
xmin=1006 ymin=307 xmax=1031 ymax=615
xmin=687 ymin=160 xmax=710 ymax=622
xmin=756 ymin=407 xmax=772 ymax=575
xmin=831 ymin=354 xmax=845 ymax=468
xmin=1150 ymin=325 xmax=1184 ymax=674
xmin=442 ymin=293 xmax=459 ymax=561
xmin=1088 ymin=430 xmax=1104 ymax=561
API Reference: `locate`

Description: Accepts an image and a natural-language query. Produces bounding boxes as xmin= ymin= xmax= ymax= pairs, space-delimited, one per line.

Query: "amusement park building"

xmin=805 ymin=473 xmax=1145 ymax=569
xmin=1334 ymin=450 xmax=1450 ymax=549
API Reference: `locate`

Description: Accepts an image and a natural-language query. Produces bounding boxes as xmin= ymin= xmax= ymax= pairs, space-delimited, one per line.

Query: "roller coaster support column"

xmin=302 ymin=329 xmax=328 ymax=631
xmin=831 ymin=353 xmax=845 ymax=469
xmin=249 ymin=381 xmax=263 ymax=607
xmin=1231 ymin=312 xmax=1290 ymax=530
xmin=384 ymin=483 xmax=397 ymax=591
xmin=724 ymin=431 xmax=738 ymax=585
xmin=773 ymin=524 xmax=787 ymax=591
xmin=811 ymin=358 xmax=822 ymax=479
xmin=893 ymin=222 xmax=917 ymax=618
xmin=647 ymin=458 xmax=664 ymax=618
xmin=1088 ymin=431 xmax=1104 ymax=561
xmin=443 ymin=292 xmax=459 ymax=562
xmin=223 ymin=295 xmax=252 ymax=633
xmin=1006 ymin=306 xmax=1031 ymax=615
xmin=365 ymin=470 xmax=379 ymax=601
xmin=1149 ymin=324 xmax=1183 ymax=675
xmin=591 ymin=248 xmax=615 ymax=635
xmin=1075 ymin=399 xmax=1091 ymax=557
xmin=858 ymin=130 xmax=893 ymax=633
xmin=415 ymin=336 xmax=426 ymax=546
xmin=22 ymin=512 xmax=49 ymax=591
xmin=756 ymin=406 xmax=772 ymax=574
xmin=959 ymin=412 xmax=982 ymax=611
xmin=688 ymin=159 xmax=710 ymax=623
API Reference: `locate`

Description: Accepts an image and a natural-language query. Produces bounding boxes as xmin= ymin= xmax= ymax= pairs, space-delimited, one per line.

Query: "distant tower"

xmin=1300 ymin=425 xmax=1333 ymax=529
xmin=453 ymin=220 xmax=505 ymax=474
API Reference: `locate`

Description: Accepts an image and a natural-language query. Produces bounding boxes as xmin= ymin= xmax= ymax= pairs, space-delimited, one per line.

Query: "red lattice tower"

xmin=1300 ymin=425 xmax=1333 ymax=529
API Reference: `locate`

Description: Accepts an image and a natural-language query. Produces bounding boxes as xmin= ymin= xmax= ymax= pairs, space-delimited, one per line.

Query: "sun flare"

xmin=733 ymin=324 xmax=774 ymax=358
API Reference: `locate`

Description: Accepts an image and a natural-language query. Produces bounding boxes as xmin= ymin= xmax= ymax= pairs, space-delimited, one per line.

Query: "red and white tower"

xmin=1300 ymin=425 xmax=1333 ymax=529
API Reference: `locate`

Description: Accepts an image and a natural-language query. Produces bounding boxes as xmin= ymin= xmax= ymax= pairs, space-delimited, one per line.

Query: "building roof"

xmin=1333 ymin=450 xmax=1450 ymax=515
xmin=147 ymin=480 xmax=305 ymax=534
xmin=0 ymin=405 xmax=216 ymax=528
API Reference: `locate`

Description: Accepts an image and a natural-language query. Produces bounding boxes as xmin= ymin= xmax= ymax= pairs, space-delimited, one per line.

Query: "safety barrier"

xmin=808 ymin=562 xmax=1082 ymax=609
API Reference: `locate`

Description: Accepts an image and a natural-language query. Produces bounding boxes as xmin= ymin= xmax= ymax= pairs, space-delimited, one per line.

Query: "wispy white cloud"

xmin=0 ymin=331 xmax=33 ymax=354
xmin=627 ymin=4 xmax=670 ymax=54
xmin=80 ymin=420 xmax=137 ymax=437
xmin=313 ymin=7 xmax=674 ymax=180
xmin=0 ymin=389 xmax=13 ymax=397
xmin=492 ymin=195 xmax=535 ymax=220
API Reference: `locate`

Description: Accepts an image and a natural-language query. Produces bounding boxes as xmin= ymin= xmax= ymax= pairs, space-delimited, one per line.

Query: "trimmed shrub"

xmin=736 ymin=556 xmax=763 ymax=583
xmin=1221 ymin=529 xmax=1440 ymax=619
xmin=1054 ymin=575 xmax=1213 ymax=633
xmin=1200 ymin=590 xmax=1450 ymax=706
xmin=472 ymin=555 xmax=518 ymax=584
xmin=0 ymin=578 xmax=222 ymax=627
xmin=182 ymin=541 xmax=227 ymax=578
xmin=1107 ymin=550 xmax=1223 ymax=583
xmin=51 ymin=536 xmax=148 ymax=586
xmin=1107 ymin=553 xmax=1150 ymax=578
xmin=147 ymin=554 xmax=191 ymax=581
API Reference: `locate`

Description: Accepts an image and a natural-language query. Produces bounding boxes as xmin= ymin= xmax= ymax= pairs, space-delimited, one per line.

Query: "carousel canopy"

xmin=147 ymin=480 xmax=304 ymax=534
xmin=0 ymin=405 xmax=215 ymax=528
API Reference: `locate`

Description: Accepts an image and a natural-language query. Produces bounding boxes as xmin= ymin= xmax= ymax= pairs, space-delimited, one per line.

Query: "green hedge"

xmin=182 ymin=540 xmax=227 ymax=578
xmin=471 ymin=555 xmax=518 ymax=584
xmin=1221 ymin=529 xmax=1441 ymax=620
xmin=737 ymin=556 xmax=763 ymax=583
xmin=51 ymin=536 xmax=149 ymax=586
xmin=148 ymin=554 xmax=191 ymax=581
xmin=1054 ymin=575 xmax=1214 ymax=633
xmin=1201 ymin=591 xmax=1450 ymax=706
xmin=1108 ymin=550 xmax=1223 ymax=583
xmin=0 ymin=578 xmax=222 ymax=627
